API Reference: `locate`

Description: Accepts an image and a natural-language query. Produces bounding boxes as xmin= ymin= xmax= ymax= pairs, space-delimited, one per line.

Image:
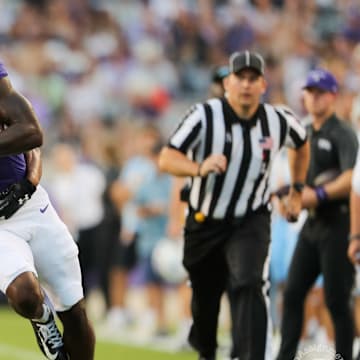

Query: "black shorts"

xmin=110 ymin=234 xmax=137 ymax=270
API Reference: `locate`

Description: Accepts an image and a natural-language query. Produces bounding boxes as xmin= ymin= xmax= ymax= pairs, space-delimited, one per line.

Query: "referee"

xmin=159 ymin=50 xmax=310 ymax=360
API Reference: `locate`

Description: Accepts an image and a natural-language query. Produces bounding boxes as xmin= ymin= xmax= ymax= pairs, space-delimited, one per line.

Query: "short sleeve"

xmin=168 ymin=104 xmax=203 ymax=154
xmin=275 ymin=105 xmax=307 ymax=149
xmin=335 ymin=124 xmax=359 ymax=171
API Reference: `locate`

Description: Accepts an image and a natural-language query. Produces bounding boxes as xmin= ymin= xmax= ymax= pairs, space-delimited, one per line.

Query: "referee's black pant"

xmin=183 ymin=209 xmax=271 ymax=360
xmin=277 ymin=212 xmax=354 ymax=360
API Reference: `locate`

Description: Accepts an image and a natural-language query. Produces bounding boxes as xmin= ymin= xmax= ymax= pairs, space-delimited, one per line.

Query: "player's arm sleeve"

xmin=276 ymin=106 xmax=307 ymax=149
xmin=168 ymin=104 xmax=203 ymax=154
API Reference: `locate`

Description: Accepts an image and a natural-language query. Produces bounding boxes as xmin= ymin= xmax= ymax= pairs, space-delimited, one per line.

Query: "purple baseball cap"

xmin=302 ymin=68 xmax=338 ymax=93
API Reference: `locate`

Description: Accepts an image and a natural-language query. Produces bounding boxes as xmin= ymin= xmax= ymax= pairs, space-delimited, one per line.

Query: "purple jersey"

xmin=0 ymin=155 xmax=26 ymax=191
xmin=0 ymin=63 xmax=27 ymax=191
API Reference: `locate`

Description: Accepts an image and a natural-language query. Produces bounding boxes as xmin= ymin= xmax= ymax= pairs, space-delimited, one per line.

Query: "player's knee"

xmin=6 ymin=273 xmax=43 ymax=318
xmin=15 ymin=289 xmax=42 ymax=318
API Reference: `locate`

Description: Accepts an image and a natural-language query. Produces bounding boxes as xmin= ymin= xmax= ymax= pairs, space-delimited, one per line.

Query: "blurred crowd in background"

xmin=2 ymin=0 xmax=360 ymax=355
xmin=2 ymin=0 xmax=360 ymax=145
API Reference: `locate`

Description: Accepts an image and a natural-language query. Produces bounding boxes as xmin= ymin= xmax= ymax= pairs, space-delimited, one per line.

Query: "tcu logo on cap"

xmin=310 ymin=69 xmax=326 ymax=82
xmin=303 ymin=68 xmax=338 ymax=93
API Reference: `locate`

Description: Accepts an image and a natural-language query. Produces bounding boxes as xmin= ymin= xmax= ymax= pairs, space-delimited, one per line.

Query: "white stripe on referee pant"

xmin=262 ymin=249 xmax=273 ymax=360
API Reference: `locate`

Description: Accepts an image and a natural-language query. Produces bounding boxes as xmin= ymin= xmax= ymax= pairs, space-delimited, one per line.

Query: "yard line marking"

xmin=0 ymin=343 xmax=42 ymax=360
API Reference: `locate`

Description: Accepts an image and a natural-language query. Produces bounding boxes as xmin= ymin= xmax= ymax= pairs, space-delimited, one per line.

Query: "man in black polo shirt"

xmin=276 ymin=68 xmax=358 ymax=360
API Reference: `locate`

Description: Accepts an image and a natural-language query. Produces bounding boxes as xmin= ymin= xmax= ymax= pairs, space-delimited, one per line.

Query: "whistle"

xmin=194 ymin=212 xmax=205 ymax=223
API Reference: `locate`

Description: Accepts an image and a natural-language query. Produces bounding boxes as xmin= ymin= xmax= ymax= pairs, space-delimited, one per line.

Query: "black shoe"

xmin=30 ymin=312 xmax=68 ymax=360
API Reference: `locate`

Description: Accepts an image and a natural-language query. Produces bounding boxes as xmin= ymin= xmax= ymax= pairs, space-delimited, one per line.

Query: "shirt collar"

xmin=221 ymin=98 xmax=261 ymax=128
xmin=310 ymin=113 xmax=337 ymax=134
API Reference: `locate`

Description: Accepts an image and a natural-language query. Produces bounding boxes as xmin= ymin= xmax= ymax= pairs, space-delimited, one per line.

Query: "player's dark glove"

xmin=0 ymin=178 xmax=36 ymax=219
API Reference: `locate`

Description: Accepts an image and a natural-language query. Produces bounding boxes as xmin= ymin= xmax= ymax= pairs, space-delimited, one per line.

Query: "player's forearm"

xmin=25 ymin=148 xmax=42 ymax=186
xmin=159 ymin=146 xmax=199 ymax=177
xmin=0 ymin=123 xmax=43 ymax=156
xmin=322 ymin=169 xmax=352 ymax=200
xmin=288 ymin=141 xmax=310 ymax=184
xmin=0 ymin=88 xmax=43 ymax=156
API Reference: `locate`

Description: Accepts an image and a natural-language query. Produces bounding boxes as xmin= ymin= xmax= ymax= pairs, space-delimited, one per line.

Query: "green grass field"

xmin=0 ymin=306 xmax=196 ymax=360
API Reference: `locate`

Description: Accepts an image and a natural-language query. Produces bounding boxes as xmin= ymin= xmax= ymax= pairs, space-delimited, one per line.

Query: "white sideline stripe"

xmin=0 ymin=343 xmax=42 ymax=360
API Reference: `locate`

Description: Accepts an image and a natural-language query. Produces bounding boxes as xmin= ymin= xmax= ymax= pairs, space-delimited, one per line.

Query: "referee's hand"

xmin=283 ymin=189 xmax=302 ymax=223
xmin=199 ymin=154 xmax=227 ymax=177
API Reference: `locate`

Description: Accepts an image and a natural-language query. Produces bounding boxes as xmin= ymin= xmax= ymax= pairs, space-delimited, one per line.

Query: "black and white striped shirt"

xmin=168 ymin=98 xmax=307 ymax=220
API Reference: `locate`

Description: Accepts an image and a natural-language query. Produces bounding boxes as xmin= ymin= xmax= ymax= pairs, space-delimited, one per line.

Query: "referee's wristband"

xmin=314 ymin=185 xmax=328 ymax=203
xmin=349 ymin=233 xmax=360 ymax=242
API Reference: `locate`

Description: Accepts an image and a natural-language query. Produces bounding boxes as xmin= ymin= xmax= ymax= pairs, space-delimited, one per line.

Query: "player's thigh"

xmin=0 ymin=230 xmax=37 ymax=294
xmin=30 ymin=204 xmax=83 ymax=311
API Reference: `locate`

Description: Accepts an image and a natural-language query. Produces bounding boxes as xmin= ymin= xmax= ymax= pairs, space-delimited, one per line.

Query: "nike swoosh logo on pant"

xmin=40 ymin=204 xmax=49 ymax=213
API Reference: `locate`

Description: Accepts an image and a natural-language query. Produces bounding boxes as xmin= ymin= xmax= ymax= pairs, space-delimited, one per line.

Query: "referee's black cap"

xmin=229 ymin=50 xmax=265 ymax=75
